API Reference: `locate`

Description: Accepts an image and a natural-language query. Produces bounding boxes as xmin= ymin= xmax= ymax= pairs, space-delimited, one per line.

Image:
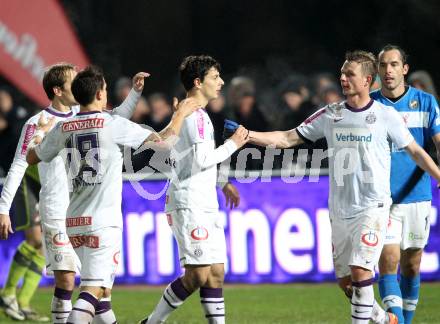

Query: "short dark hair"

xmin=345 ymin=50 xmax=377 ymax=86
xmin=42 ymin=63 xmax=75 ymax=100
xmin=378 ymin=44 xmax=408 ymax=65
xmin=71 ymin=65 xmax=105 ymax=106
xmin=179 ymin=55 xmax=221 ymax=91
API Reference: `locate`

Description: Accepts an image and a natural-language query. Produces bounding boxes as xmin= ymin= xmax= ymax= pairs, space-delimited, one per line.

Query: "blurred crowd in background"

xmin=0 ymin=67 xmax=438 ymax=176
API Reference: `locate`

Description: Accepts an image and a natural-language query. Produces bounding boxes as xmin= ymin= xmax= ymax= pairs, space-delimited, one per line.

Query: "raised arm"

xmin=110 ymin=72 xmax=150 ymax=118
xmin=405 ymin=140 xmax=440 ymax=183
xmin=248 ymin=129 xmax=304 ymax=149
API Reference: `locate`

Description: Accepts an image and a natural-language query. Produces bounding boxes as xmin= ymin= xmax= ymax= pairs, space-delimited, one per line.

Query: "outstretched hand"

xmin=132 ymin=72 xmax=151 ymax=92
xmin=173 ymin=97 xmax=201 ymax=117
xmin=0 ymin=214 xmax=13 ymax=240
xmin=36 ymin=114 xmax=55 ymax=134
xmin=222 ymin=183 xmax=240 ymax=209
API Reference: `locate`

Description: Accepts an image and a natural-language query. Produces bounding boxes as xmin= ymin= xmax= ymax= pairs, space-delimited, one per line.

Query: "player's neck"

xmin=187 ymin=90 xmax=208 ymax=108
xmin=380 ymin=84 xmax=406 ymax=99
xmin=80 ymin=102 xmax=103 ymax=113
xmin=51 ymin=99 xmax=72 ymax=113
xmin=345 ymin=92 xmax=371 ymax=109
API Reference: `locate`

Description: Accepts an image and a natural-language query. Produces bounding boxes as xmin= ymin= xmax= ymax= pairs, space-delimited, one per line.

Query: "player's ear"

xmin=96 ymin=89 xmax=103 ymax=101
xmin=53 ymin=86 xmax=63 ymax=97
xmin=403 ymin=64 xmax=409 ymax=76
xmin=365 ymin=75 xmax=372 ymax=88
xmin=194 ymin=78 xmax=202 ymax=89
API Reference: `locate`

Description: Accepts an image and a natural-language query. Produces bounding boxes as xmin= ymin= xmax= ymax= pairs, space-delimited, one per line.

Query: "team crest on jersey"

xmin=365 ymin=112 xmax=376 ymax=124
xmin=409 ymin=100 xmax=419 ymax=109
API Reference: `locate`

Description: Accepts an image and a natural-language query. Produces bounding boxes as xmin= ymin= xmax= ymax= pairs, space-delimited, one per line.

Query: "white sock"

xmin=67 ymin=291 xmax=98 ymax=324
xmin=148 ymin=278 xmax=191 ymax=324
xmin=92 ymin=297 xmax=116 ymax=324
xmin=351 ymin=279 xmax=374 ymax=324
xmin=52 ymin=288 xmax=73 ymax=324
xmin=200 ymin=287 xmax=225 ymax=324
xmin=371 ymin=300 xmax=387 ymax=324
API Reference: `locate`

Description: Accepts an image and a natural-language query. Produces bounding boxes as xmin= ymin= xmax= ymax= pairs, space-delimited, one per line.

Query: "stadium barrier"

xmin=0 ymin=174 xmax=439 ymax=285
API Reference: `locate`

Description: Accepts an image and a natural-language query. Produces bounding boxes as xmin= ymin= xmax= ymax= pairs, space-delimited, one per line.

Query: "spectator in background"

xmin=278 ymin=76 xmax=328 ymax=168
xmin=0 ymin=88 xmax=31 ymax=176
xmin=408 ymin=70 xmax=439 ymax=100
xmin=320 ymin=84 xmax=344 ymax=105
xmin=146 ymin=93 xmax=172 ymax=131
xmin=278 ymin=76 xmax=315 ymax=130
xmin=131 ymin=96 xmax=150 ymax=124
xmin=207 ymin=92 xmax=227 ymax=146
xmin=227 ymin=76 xmax=269 ymax=169
xmin=114 ymin=76 xmax=132 ymax=105
xmin=311 ymin=72 xmax=338 ymax=106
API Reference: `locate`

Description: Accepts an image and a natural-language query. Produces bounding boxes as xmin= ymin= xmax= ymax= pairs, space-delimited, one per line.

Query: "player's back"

xmin=36 ymin=110 xmax=152 ymax=234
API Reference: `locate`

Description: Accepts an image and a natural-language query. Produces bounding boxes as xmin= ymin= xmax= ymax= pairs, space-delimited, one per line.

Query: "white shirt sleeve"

xmin=35 ymin=123 xmax=64 ymax=162
xmin=296 ymin=107 xmax=328 ymax=142
xmin=386 ymin=107 xmax=414 ymax=149
xmin=194 ymin=140 xmax=238 ymax=169
xmin=111 ymin=115 xmax=152 ymax=148
xmin=0 ymin=121 xmax=36 ymax=214
xmin=108 ymin=88 xmax=140 ymax=119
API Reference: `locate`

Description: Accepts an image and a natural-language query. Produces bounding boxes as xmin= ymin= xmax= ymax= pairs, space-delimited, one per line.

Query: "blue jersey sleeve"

xmin=427 ymin=94 xmax=440 ymax=137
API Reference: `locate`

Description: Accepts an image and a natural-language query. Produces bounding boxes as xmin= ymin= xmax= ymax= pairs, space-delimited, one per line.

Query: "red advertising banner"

xmin=0 ymin=0 xmax=89 ymax=106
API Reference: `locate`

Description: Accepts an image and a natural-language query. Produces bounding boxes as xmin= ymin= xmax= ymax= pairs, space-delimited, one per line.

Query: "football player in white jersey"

xmin=0 ymin=62 xmax=147 ymax=322
xmin=246 ymin=50 xmax=440 ymax=324
xmin=26 ymin=65 xmax=201 ymax=324
xmin=138 ymin=55 xmax=248 ymax=324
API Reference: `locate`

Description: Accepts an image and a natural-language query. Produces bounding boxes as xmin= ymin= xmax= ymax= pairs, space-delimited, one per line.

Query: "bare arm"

xmin=405 ymin=140 xmax=440 ymax=183
xmin=248 ymin=129 xmax=304 ymax=149
xmin=110 ymin=72 xmax=150 ymax=118
xmin=432 ymin=133 xmax=440 ymax=166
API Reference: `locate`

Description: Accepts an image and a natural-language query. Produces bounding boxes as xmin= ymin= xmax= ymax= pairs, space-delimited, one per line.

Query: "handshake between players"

xmin=223 ymin=119 xmax=249 ymax=149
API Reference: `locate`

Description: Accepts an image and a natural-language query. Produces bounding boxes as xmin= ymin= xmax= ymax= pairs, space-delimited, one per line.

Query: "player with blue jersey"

xmin=371 ymin=45 xmax=440 ymax=324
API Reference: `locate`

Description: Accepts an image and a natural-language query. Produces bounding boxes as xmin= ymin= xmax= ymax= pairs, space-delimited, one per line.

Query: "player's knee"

xmin=379 ymin=252 xmax=399 ymax=273
xmin=184 ymin=270 xmax=209 ymax=291
xmin=337 ymin=277 xmax=352 ymax=299
xmin=210 ymin=265 xmax=225 ymax=283
xmin=55 ymin=271 xmax=76 ymax=291
xmin=102 ymin=288 xmax=112 ymax=298
xmin=401 ymin=259 xmax=421 ymax=277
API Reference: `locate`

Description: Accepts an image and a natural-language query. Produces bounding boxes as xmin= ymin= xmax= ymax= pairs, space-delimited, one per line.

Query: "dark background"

xmin=60 ymin=0 xmax=440 ymax=99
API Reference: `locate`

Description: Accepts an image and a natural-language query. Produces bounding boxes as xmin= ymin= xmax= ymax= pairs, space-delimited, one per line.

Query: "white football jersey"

xmin=0 ymin=106 xmax=78 ymax=218
xmin=0 ymin=89 xmax=140 ymax=221
xmin=166 ymin=109 xmax=237 ymax=212
xmin=35 ymin=111 xmax=151 ymax=234
xmin=297 ymin=100 xmax=413 ymax=218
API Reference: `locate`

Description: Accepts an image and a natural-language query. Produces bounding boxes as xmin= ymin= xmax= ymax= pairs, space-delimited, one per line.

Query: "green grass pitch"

xmin=1 ymin=283 xmax=439 ymax=323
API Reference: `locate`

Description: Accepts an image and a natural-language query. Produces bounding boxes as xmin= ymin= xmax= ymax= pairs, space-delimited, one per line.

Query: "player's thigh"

xmin=350 ymin=207 xmax=389 ymax=273
xmin=42 ymin=219 xmax=79 ymax=275
xmin=169 ymin=209 xmax=226 ymax=267
xmin=385 ymin=204 xmax=404 ymax=246
xmin=401 ymin=201 xmax=431 ymax=249
xmin=330 ymin=215 xmax=352 ymax=278
xmin=72 ymin=227 xmax=122 ymax=289
xmin=12 ymin=176 xmax=40 ymax=231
